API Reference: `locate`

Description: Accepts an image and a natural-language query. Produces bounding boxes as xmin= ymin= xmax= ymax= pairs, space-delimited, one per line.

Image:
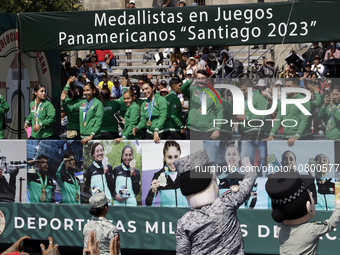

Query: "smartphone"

xmin=114 ymin=113 xmax=123 ymax=123
xmin=21 ymin=239 xmax=50 ymax=254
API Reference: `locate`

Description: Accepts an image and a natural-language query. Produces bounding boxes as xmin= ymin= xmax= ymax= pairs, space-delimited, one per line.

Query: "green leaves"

xmin=0 ymin=0 xmax=83 ymax=13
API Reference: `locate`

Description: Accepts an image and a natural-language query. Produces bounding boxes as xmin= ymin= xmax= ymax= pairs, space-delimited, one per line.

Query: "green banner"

xmin=18 ymin=1 xmax=340 ymax=52
xmin=0 ymin=203 xmax=339 ymax=254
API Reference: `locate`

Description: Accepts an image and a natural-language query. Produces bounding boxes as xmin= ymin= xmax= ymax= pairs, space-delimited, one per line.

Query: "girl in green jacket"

xmin=62 ymin=82 xmax=104 ymax=145
xmin=133 ymin=82 xmax=167 ymax=143
xmin=114 ymin=89 xmax=141 ymax=142
xmin=62 ymin=76 xmax=83 ymax=139
xmin=25 ymin=84 xmax=56 ymax=139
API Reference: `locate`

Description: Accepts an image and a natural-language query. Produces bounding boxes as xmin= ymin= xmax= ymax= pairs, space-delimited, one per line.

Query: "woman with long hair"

xmin=145 ymin=141 xmax=187 ymax=207
xmin=61 ymin=82 xmax=104 ymax=144
xmin=24 ymin=84 xmax=56 ymax=139
xmin=133 ymin=82 xmax=167 ymax=143
xmin=115 ymin=90 xmax=141 ymax=142
xmin=83 ymin=142 xmax=114 ymax=202
xmin=112 ymin=145 xmax=140 ymax=206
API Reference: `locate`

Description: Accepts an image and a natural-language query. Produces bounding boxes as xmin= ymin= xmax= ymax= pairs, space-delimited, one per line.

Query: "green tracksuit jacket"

xmin=181 ymin=80 xmax=224 ymax=132
xmin=25 ymin=99 xmax=56 ymax=139
xmin=269 ymin=93 xmax=312 ymax=139
xmin=240 ymin=90 xmax=270 ymax=134
xmin=0 ymin=96 xmax=9 ymax=139
xmin=164 ymin=92 xmax=184 ymax=132
xmin=220 ymin=98 xmax=233 ymax=135
xmin=55 ymin=161 xmax=81 ymax=204
xmin=63 ymin=97 xmax=104 ymax=138
xmin=318 ymin=103 xmax=340 ymax=140
xmin=63 ymin=84 xmax=81 ymax=130
xmin=121 ymin=102 xmax=141 ymax=140
xmin=137 ymin=93 xmax=167 ymax=134
xmin=101 ymin=100 xmax=120 ymax=133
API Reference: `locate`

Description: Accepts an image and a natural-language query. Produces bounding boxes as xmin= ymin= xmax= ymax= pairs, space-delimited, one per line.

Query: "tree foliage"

xmin=0 ymin=0 xmax=83 ymax=13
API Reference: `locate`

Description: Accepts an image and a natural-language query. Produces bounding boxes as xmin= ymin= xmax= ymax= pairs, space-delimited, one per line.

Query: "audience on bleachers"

xmin=57 ymin=42 xmax=340 ymax=142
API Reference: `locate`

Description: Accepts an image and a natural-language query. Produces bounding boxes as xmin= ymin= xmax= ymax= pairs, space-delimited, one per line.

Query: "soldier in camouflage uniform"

xmin=83 ymin=193 xmax=120 ymax=255
xmin=175 ymin=150 xmax=257 ymax=255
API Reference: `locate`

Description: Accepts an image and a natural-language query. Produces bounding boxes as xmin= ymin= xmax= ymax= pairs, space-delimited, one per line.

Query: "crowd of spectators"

xmin=58 ymin=41 xmax=340 ymax=143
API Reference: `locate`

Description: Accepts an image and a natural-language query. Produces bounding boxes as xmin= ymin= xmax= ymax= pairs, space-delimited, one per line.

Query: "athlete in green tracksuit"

xmin=25 ymin=84 xmax=56 ymax=139
xmin=122 ymin=102 xmax=140 ymax=140
xmin=114 ymin=90 xmax=141 ymax=142
xmin=62 ymin=82 xmax=104 ymax=144
xmin=133 ymin=82 xmax=167 ymax=143
xmin=55 ymin=151 xmax=81 ymax=204
xmin=100 ymin=87 xmax=120 ymax=139
xmin=265 ymin=78 xmax=312 ymax=146
xmin=27 ymin=155 xmax=54 ymax=203
xmin=180 ymin=70 xmax=224 ymax=140
xmin=62 ymin=77 xmax=83 ymax=139
xmin=318 ymin=85 xmax=340 ymax=140
xmin=220 ymin=97 xmax=233 ymax=140
xmin=0 ymin=95 xmax=9 ymax=139
xmin=162 ymin=78 xmax=185 ymax=139
xmin=234 ymin=80 xmax=271 ymax=140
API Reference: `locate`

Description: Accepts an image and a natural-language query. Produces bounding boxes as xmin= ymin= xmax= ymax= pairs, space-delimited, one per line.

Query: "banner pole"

xmin=16 ymin=13 xmax=22 ymax=139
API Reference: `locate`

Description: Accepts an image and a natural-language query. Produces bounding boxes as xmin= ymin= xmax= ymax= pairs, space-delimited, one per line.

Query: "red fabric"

xmin=205 ymin=67 xmax=213 ymax=77
xmin=1 ymin=252 xmax=20 ymax=255
xmin=95 ymin=50 xmax=114 ymax=62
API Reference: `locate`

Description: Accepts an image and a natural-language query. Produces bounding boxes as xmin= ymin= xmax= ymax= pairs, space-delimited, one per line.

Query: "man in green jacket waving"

xmin=180 ymin=70 xmax=224 ymax=140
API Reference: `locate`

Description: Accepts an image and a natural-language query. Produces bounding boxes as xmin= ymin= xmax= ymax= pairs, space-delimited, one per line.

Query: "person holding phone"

xmin=24 ymin=84 xmax=56 ymax=139
xmin=114 ymin=90 xmax=141 ymax=142
xmin=61 ymin=82 xmax=104 ymax=145
xmin=318 ymin=85 xmax=340 ymax=139
xmin=100 ymin=87 xmax=120 ymax=139
xmin=112 ymin=145 xmax=140 ymax=206
xmin=132 ymin=82 xmax=167 ymax=143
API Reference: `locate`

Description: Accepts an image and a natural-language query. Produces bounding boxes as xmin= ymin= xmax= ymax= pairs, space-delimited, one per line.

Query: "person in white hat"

xmin=178 ymin=0 xmax=186 ymax=7
xmin=127 ymin=0 xmax=136 ymax=8
xmin=255 ymin=78 xmax=272 ymax=100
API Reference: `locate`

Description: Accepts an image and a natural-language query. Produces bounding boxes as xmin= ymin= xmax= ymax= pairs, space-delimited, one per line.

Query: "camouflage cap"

xmin=89 ymin=193 xmax=110 ymax=208
xmin=174 ymin=150 xmax=214 ymax=196
xmin=174 ymin=150 xmax=211 ymax=175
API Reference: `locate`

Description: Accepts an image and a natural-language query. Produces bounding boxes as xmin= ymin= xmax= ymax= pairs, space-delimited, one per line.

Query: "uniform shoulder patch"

xmin=221 ymin=190 xmax=231 ymax=196
xmin=313 ymin=221 xmax=327 ymax=225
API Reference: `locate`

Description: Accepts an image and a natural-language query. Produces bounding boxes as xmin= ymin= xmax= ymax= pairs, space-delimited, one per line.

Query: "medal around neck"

xmin=40 ymin=190 xmax=47 ymax=202
xmin=146 ymin=120 xmax=152 ymax=127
